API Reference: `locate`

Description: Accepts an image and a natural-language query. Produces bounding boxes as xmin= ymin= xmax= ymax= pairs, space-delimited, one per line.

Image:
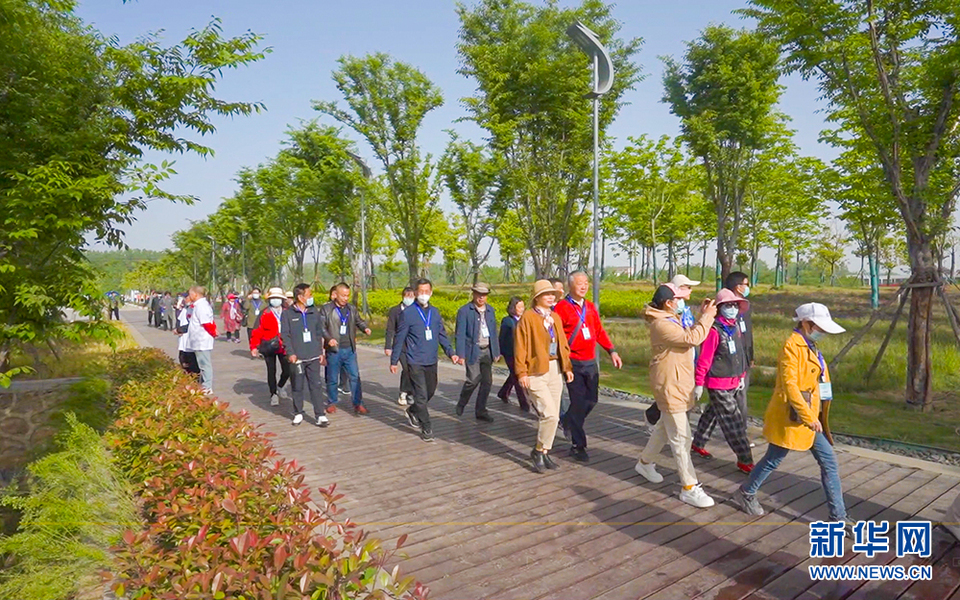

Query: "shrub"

xmin=0 ymin=414 xmax=138 ymax=600
xmin=106 ymin=354 xmax=426 ymax=599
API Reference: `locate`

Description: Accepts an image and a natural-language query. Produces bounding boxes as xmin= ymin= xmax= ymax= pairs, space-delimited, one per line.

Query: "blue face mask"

xmin=305 ymin=297 xmax=315 ymax=307
xmin=809 ymin=329 xmax=825 ymax=342
xmin=720 ymin=305 xmax=739 ymax=319
xmin=674 ymin=299 xmax=686 ymax=315
xmin=402 ymin=297 xmax=414 ymax=307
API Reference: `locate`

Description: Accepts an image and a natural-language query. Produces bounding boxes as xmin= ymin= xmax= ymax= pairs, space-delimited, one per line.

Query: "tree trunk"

xmin=652 ymin=244 xmax=660 ymax=285
xmin=905 ymin=238 xmax=937 ymax=411
xmin=405 ymin=252 xmax=418 ymax=286
xmin=951 ymin=245 xmax=956 ymax=280
xmin=868 ymin=250 xmax=880 ymax=309
xmin=666 ymin=239 xmax=676 ymax=280
xmin=700 ymin=242 xmax=708 ymax=283
xmin=795 ymin=250 xmax=801 ymax=286
xmin=749 ymin=246 xmax=759 ymax=287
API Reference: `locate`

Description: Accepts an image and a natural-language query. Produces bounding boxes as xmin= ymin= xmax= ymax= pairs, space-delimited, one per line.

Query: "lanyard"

xmin=335 ymin=305 xmax=348 ymax=325
xmin=719 ymin=322 xmax=737 ymax=338
xmin=297 ymin=307 xmax=309 ymax=332
xmin=794 ymin=329 xmax=826 ymax=380
xmin=416 ymin=304 xmax=432 ymax=329
xmin=566 ymin=295 xmax=587 ymax=325
xmin=251 ymin=299 xmax=262 ymax=311
xmin=535 ymin=308 xmax=555 ymax=340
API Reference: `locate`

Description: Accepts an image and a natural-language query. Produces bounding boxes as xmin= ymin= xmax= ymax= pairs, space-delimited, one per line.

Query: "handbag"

xmin=258 ymin=335 xmax=281 ymax=355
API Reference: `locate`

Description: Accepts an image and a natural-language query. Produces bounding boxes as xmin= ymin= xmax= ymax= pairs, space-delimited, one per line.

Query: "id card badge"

xmin=255 ymin=309 xmax=261 ymax=316
xmin=739 ymin=319 xmax=747 ymax=333
xmin=727 ymin=339 xmax=737 ymax=354
xmin=549 ymin=341 xmax=557 ymax=356
xmin=340 ymin=325 xmax=347 ymax=335
xmin=582 ymin=326 xmax=591 ymax=340
xmin=819 ymin=382 xmax=833 ymax=401
xmin=302 ymin=330 xmax=312 ymax=343
xmin=480 ymin=322 xmax=490 ymax=338
xmin=425 ymin=328 xmax=433 ymax=341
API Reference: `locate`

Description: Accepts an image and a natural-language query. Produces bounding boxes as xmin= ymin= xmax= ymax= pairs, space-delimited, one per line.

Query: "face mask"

xmin=742 ymin=286 xmax=751 ymax=298
xmin=269 ymin=298 xmax=282 ymax=308
xmin=402 ymin=297 xmax=414 ymax=307
xmin=305 ymin=297 xmax=315 ymax=307
xmin=673 ymin=299 xmax=686 ymax=314
xmin=252 ymin=293 xmax=261 ymax=300
xmin=417 ymin=294 xmax=431 ymax=306
xmin=808 ymin=329 xmax=825 ymax=342
xmin=720 ymin=305 xmax=739 ymax=319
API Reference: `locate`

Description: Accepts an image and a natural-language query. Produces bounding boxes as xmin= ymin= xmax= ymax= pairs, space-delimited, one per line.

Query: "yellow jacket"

xmin=644 ymin=305 xmax=713 ymax=414
xmin=763 ymin=331 xmax=832 ymax=451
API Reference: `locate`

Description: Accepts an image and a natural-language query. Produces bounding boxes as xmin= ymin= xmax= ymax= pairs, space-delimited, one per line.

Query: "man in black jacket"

xmin=320 ymin=283 xmax=371 ymax=415
xmin=385 ymin=287 xmax=416 ymax=406
xmin=280 ymin=283 xmax=330 ymax=427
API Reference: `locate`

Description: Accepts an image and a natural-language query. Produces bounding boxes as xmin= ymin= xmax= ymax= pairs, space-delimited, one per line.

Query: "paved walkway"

xmin=122 ymin=308 xmax=960 ymax=600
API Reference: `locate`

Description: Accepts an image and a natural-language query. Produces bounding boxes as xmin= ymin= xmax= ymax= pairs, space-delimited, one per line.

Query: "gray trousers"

xmin=458 ymin=349 xmax=493 ymax=416
xmin=195 ymin=349 xmax=213 ymax=393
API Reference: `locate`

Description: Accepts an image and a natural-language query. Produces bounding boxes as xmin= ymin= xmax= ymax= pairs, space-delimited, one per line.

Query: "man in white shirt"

xmin=186 ymin=285 xmax=217 ymax=394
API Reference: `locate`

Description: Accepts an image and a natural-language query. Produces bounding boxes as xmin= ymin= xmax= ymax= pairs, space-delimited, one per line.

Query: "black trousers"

xmin=398 ymin=352 xmax=414 ymax=396
xmin=290 ymin=359 xmax=324 ymax=417
xmin=498 ymin=356 xmax=530 ymax=409
xmin=458 ymin=349 xmax=493 ymax=415
xmin=109 ymin=307 xmax=120 ymax=320
xmin=263 ymin=352 xmax=290 ymax=396
xmin=408 ymin=363 xmax=439 ymax=431
xmin=179 ymin=350 xmax=200 ymax=375
xmin=563 ymin=360 xmax=600 ymax=450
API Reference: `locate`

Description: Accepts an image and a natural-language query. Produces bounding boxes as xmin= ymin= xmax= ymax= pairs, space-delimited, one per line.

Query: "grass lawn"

xmin=365 ymin=283 xmax=960 ymax=451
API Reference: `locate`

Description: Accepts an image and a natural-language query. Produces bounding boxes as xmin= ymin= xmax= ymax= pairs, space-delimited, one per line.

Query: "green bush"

xmin=0 ymin=414 xmax=138 ymax=600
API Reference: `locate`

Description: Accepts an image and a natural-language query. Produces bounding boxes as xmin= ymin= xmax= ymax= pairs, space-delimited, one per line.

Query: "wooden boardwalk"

xmin=123 ymin=309 xmax=960 ymax=600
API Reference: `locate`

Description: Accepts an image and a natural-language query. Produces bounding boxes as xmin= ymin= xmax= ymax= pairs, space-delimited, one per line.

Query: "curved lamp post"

xmin=345 ymin=150 xmax=371 ymax=314
xmin=566 ymin=21 xmax=614 ymax=313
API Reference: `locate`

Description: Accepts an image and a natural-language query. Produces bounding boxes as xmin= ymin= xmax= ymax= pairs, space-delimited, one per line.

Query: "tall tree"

xmin=456 ymin=0 xmax=642 ymax=278
xmin=745 ymin=0 xmax=960 ymax=409
xmin=314 ymin=53 xmax=443 ymax=282
xmin=662 ymin=25 xmax=783 ymax=283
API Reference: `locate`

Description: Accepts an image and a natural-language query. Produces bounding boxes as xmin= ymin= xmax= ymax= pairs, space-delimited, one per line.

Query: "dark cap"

xmin=652 ymin=284 xmax=676 ymax=307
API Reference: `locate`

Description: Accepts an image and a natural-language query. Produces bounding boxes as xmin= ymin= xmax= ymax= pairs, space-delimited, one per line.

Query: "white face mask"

xmin=269 ymin=298 xmax=282 ymax=307
xmin=674 ymin=298 xmax=686 ymax=314
xmin=402 ymin=297 xmax=415 ymax=307
xmin=251 ymin=293 xmax=261 ymax=300
xmin=720 ymin=305 xmax=739 ymax=319
xmin=417 ymin=294 xmax=431 ymax=306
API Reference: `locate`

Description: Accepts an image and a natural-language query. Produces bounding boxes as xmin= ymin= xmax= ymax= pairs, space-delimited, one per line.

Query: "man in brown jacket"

xmin=634 ymin=283 xmax=718 ymax=508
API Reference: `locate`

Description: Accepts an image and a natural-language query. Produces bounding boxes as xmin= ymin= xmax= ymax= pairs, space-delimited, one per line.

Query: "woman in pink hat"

xmin=690 ymin=288 xmax=754 ymax=473
xmin=221 ymin=293 xmax=244 ymax=343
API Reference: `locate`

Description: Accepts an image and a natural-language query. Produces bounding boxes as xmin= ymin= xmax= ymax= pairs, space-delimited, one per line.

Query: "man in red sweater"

xmin=553 ymin=271 xmax=623 ymax=462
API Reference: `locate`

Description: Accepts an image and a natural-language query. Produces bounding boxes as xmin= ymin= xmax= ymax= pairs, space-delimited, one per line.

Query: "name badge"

xmin=739 ymin=320 xmax=746 ymax=333
xmin=819 ymin=382 xmax=833 ymax=401
xmin=425 ymin=328 xmax=433 ymax=341
xmin=727 ymin=339 xmax=737 ymax=354
xmin=255 ymin=309 xmax=260 ymax=316
xmin=582 ymin=326 xmax=591 ymax=340
xmin=340 ymin=325 xmax=347 ymax=335
xmin=549 ymin=341 xmax=557 ymax=356
xmin=302 ymin=330 xmax=312 ymax=343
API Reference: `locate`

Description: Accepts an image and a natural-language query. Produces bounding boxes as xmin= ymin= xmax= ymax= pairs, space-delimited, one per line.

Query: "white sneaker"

xmin=292 ymin=413 xmax=303 ymax=426
xmin=749 ymin=441 xmax=756 ymax=448
xmin=635 ymin=460 xmax=664 ymax=483
xmin=316 ymin=415 xmax=330 ymax=428
xmin=398 ymin=392 xmax=408 ymax=406
xmin=679 ymin=484 xmax=715 ymax=508
xmin=270 ymin=394 xmax=280 ymax=406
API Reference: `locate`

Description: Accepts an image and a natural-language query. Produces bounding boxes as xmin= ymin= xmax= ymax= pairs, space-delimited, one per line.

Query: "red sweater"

xmin=553 ymin=296 xmax=615 ymax=362
xmin=249 ymin=308 xmax=285 ymax=354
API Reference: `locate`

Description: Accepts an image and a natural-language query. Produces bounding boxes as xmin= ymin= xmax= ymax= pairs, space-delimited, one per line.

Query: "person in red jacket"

xmin=553 ymin=271 xmax=623 ymax=462
xmin=250 ymin=287 xmax=290 ymax=407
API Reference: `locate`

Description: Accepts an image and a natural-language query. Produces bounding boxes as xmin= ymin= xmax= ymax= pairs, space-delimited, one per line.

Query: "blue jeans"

xmin=195 ymin=349 xmax=213 ymax=393
xmin=741 ymin=431 xmax=847 ymax=521
xmin=326 ymin=347 xmax=362 ymax=407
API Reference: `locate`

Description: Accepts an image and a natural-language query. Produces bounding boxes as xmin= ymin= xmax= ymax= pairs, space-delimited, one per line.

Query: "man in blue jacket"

xmin=455 ymin=283 xmax=499 ymax=422
xmin=390 ymin=279 xmax=460 ymax=442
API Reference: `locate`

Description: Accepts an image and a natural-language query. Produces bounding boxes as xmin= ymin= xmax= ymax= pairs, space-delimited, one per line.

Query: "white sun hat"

xmin=671 ymin=274 xmax=701 ymax=287
xmin=793 ymin=303 xmax=846 ymax=334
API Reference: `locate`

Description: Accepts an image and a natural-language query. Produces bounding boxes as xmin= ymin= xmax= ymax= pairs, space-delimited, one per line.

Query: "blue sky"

xmin=79 ymin=0 xmax=834 ymax=256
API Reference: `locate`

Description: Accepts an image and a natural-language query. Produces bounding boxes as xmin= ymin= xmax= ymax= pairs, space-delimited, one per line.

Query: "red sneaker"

xmin=325 ymin=405 xmax=337 ymax=414
xmin=354 ymin=404 xmax=368 ymax=415
xmin=737 ymin=462 xmax=755 ymax=474
xmin=691 ymin=445 xmax=713 ymax=459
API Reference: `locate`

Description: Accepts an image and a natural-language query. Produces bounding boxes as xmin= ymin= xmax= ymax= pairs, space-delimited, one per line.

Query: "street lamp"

xmin=207 ymin=235 xmax=216 ymax=299
xmin=240 ymin=230 xmax=247 ymax=292
xmin=345 ymin=150 xmax=372 ymax=314
xmin=567 ymin=21 xmax=614 ymax=313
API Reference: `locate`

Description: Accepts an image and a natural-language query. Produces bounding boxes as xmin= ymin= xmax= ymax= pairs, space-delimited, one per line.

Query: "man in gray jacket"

xmin=280 ymin=283 xmax=330 ymax=427
xmin=321 ymin=283 xmax=371 ymax=414
xmin=455 ymin=283 xmax=500 ymax=422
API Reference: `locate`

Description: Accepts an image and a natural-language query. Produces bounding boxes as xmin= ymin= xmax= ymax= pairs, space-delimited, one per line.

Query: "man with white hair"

xmin=553 ymin=271 xmax=623 ymax=462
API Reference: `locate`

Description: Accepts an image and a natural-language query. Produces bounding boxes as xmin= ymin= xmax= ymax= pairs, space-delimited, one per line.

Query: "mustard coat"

xmin=762 ymin=331 xmax=832 ymax=451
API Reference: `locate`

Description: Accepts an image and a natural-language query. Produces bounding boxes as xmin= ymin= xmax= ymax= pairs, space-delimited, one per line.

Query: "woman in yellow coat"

xmin=731 ymin=303 xmax=850 ymax=525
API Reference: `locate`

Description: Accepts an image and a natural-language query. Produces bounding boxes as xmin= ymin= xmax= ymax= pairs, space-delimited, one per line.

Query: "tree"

xmin=0 ymin=0 xmax=266 ymax=381
xmin=662 ymin=25 xmax=783 ymax=283
xmin=456 ymin=0 xmax=642 ymax=278
xmin=439 ymin=135 xmax=499 ymax=285
xmin=745 ymin=0 xmax=960 ymax=409
xmin=813 ymin=221 xmax=849 ymax=286
xmin=314 ymin=54 xmax=443 ymax=283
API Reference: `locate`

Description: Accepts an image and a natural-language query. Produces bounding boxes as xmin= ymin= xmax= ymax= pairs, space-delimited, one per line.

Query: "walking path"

xmin=122 ymin=308 xmax=960 ymax=600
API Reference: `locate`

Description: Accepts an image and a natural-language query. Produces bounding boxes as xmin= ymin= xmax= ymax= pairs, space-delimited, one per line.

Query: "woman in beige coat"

xmin=634 ymin=283 xmax=718 ymax=508
xmin=515 ymin=279 xmax=574 ymax=473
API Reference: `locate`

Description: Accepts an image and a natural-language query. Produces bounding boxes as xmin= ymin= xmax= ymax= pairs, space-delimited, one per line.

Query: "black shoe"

xmin=455 ymin=404 xmax=465 ymax=417
xmin=570 ymin=446 xmax=590 ymax=463
xmin=530 ymin=449 xmax=546 ymax=473
xmin=405 ymin=408 xmax=420 ymax=429
xmin=543 ymin=453 xmax=559 ymax=470
xmin=520 ymin=403 xmax=532 ymax=413
xmin=476 ymin=412 xmax=494 ymax=423
xmin=499 ymin=394 xmax=509 ymax=404
xmin=421 ymin=428 xmax=435 ymax=443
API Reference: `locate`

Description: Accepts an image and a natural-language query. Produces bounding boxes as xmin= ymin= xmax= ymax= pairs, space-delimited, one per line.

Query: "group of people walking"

xmin=158 ymin=269 xmax=859 ymax=523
